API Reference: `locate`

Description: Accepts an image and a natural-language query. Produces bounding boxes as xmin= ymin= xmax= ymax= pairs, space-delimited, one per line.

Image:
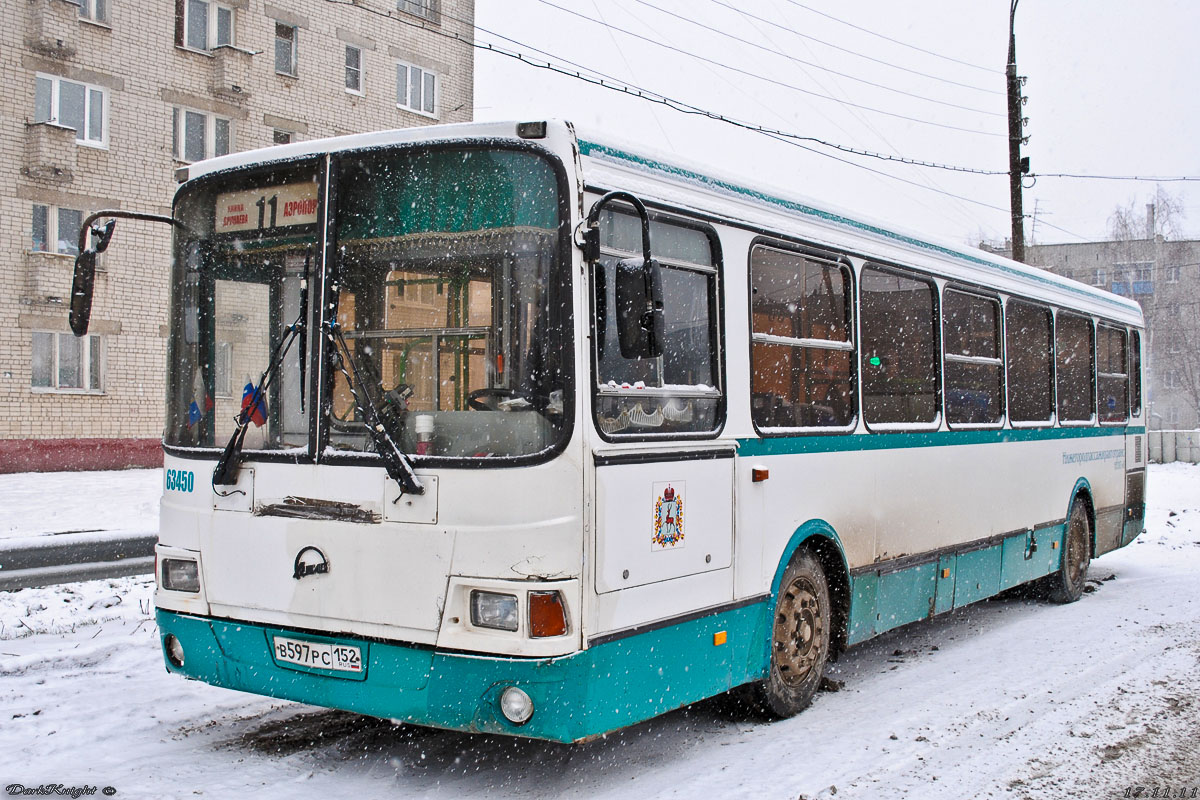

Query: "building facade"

xmin=996 ymin=237 xmax=1200 ymax=431
xmin=1 ymin=0 xmax=474 ymax=471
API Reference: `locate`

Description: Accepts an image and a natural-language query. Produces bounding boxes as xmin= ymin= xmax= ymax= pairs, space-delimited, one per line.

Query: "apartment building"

xmin=1 ymin=0 xmax=474 ymax=471
xmin=983 ymin=234 xmax=1200 ymax=431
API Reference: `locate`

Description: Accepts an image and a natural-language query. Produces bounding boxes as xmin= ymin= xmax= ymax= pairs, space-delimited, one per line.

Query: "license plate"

xmin=272 ymin=636 xmax=362 ymax=673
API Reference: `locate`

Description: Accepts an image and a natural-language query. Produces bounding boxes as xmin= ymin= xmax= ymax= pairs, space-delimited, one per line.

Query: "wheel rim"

xmin=773 ymin=575 xmax=825 ymax=687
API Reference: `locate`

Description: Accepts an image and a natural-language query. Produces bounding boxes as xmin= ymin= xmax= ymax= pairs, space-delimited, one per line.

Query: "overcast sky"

xmin=472 ymin=0 xmax=1200 ymax=249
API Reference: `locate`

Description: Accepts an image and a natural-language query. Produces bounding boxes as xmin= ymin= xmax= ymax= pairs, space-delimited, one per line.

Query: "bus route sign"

xmin=215 ymin=182 xmax=319 ymax=234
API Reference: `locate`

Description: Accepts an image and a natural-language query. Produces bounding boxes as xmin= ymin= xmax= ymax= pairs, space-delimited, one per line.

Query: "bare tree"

xmin=1107 ymin=185 xmax=1186 ymax=241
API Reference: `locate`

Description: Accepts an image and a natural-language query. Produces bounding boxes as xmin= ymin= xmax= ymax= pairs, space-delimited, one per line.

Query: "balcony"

xmin=24 ymin=250 xmax=77 ymax=302
xmin=24 ymin=122 xmax=77 ymax=184
xmin=25 ymin=0 xmax=78 ymax=60
xmin=210 ymin=46 xmax=254 ymax=101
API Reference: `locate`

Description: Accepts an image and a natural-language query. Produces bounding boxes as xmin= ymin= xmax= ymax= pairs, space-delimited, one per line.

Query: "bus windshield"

xmin=164 ymin=146 xmax=570 ymax=462
xmin=166 ymin=160 xmax=319 ymax=452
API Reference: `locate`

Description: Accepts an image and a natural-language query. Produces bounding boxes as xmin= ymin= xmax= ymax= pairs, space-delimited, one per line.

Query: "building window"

xmin=1165 ymin=370 xmax=1181 ymax=390
xmin=275 ymin=23 xmax=297 ymax=76
xmin=172 ymin=108 xmax=231 ymax=162
xmin=32 ymin=205 xmax=84 ymax=255
xmin=78 ymin=0 xmax=109 ymax=24
xmin=1165 ymin=265 xmax=1180 ymax=283
xmin=1090 ymin=268 xmax=1106 ymax=286
xmin=32 ymin=332 xmax=103 ymax=392
xmin=272 ymin=129 xmax=292 ymax=145
xmin=182 ymin=0 xmax=234 ymax=51
xmin=396 ymin=60 xmax=436 ymax=116
xmin=213 ymin=341 xmax=233 ymax=398
xmin=398 ymin=0 xmax=439 ymax=22
xmin=34 ymin=73 xmax=107 ymax=146
xmin=345 ymin=45 xmax=363 ymax=93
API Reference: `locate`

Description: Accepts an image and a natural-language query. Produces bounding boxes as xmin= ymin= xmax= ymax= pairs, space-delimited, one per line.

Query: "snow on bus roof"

xmin=574 ymin=129 xmax=1143 ymax=323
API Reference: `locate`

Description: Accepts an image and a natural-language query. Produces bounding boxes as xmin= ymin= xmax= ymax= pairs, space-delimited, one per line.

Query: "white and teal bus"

xmin=71 ymin=120 xmax=1147 ymax=742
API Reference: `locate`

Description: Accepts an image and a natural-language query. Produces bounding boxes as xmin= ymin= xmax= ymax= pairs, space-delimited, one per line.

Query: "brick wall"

xmin=0 ymin=0 xmax=475 ymax=470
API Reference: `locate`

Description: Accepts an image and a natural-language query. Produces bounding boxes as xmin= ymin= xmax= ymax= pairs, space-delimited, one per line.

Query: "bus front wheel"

xmin=753 ymin=549 xmax=831 ymax=718
xmin=1048 ymin=500 xmax=1091 ymax=603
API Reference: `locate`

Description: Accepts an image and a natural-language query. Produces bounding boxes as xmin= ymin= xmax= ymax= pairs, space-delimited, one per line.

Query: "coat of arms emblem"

xmin=652 ymin=482 xmax=685 ymax=549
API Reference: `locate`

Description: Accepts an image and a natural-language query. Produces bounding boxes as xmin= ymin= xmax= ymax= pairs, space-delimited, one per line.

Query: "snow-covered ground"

xmin=1 ymin=464 xmax=1197 ymax=799
xmin=0 ymin=469 xmax=160 ymax=540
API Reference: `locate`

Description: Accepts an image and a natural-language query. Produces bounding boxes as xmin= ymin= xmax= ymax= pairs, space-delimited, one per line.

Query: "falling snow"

xmin=1 ymin=463 xmax=1198 ymax=798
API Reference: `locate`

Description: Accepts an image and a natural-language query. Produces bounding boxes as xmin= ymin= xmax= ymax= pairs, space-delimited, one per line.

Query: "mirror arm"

xmin=583 ymin=191 xmax=653 ymax=264
xmin=76 ymin=209 xmax=179 ymax=255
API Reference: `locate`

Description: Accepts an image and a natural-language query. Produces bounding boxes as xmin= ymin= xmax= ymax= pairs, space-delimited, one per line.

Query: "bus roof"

xmin=574 ymin=130 xmax=1144 ymax=325
xmin=181 ymin=119 xmax=1142 ymax=325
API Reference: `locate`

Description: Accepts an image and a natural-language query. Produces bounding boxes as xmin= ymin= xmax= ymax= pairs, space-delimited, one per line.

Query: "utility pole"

xmin=1006 ymin=0 xmax=1028 ymax=262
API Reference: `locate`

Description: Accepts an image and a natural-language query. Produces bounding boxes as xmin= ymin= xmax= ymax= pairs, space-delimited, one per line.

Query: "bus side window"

xmin=943 ymin=290 xmax=1003 ymax=426
xmin=749 ymin=244 xmax=855 ymax=430
xmin=860 ymin=265 xmax=939 ymax=426
xmin=1055 ymin=312 xmax=1095 ymax=423
xmin=1097 ymin=324 xmax=1129 ymax=423
xmin=1005 ymin=300 xmax=1054 ymax=425
xmin=1129 ymin=329 xmax=1142 ymax=417
xmin=592 ymin=208 xmax=722 ymax=437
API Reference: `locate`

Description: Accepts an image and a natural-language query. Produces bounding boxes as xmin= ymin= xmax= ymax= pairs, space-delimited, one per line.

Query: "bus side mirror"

xmin=69 ymin=219 xmax=115 ymax=337
xmin=69 ymin=249 xmax=98 ymax=337
xmin=615 ymin=256 xmax=663 ymax=359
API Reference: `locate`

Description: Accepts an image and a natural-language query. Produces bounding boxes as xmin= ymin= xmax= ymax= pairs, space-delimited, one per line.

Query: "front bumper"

xmin=156 ymin=604 xmax=766 ymax=743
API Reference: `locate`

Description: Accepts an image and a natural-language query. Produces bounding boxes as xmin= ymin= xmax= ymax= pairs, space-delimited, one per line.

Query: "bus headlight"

xmin=470 ymin=590 xmax=518 ymax=631
xmin=500 ymin=686 xmax=534 ymax=724
xmin=162 ymin=558 xmax=200 ymax=593
xmin=164 ymin=634 xmax=185 ymax=667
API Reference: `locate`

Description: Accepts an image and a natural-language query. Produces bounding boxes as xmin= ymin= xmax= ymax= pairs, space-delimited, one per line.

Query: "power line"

xmin=1031 ymin=173 xmax=1200 ymax=183
xmin=778 ymin=0 xmax=1002 ymax=75
xmin=629 ymin=0 xmax=1004 ymax=115
xmin=704 ymin=0 xmax=1003 ymax=96
xmin=528 ymin=0 xmax=1004 ymax=137
xmin=475 ymin=42 xmax=1021 ymax=216
xmin=322 ymin=0 xmax=1199 ymax=208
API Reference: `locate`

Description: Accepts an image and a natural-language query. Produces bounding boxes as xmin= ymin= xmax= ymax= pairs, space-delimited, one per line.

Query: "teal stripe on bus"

xmin=736 ymin=425 xmax=1144 ymax=458
xmin=578 ymin=139 xmax=1139 ymax=317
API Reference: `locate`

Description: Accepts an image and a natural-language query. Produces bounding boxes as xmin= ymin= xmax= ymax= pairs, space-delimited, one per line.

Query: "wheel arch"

xmin=769 ymin=519 xmax=852 ymax=657
xmin=1068 ymin=477 xmax=1097 ymax=556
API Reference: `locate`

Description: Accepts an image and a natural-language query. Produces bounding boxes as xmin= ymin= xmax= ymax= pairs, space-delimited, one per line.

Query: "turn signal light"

xmin=528 ymin=591 xmax=568 ymax=638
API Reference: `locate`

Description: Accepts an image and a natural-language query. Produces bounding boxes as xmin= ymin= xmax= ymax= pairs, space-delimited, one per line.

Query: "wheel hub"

xmin=774 ymin=576 xmax=824 ymax=686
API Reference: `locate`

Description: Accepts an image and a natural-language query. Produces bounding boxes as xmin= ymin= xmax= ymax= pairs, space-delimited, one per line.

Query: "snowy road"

xmin=2 ymin=464 xmax=1198 ymax=800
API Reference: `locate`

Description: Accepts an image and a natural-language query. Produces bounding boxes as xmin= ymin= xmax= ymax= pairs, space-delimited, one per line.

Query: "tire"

xmin=1048 ymin=500 xmax=1091 ymax=603
xmin=751 ymin=549 xmax=832 ymax=718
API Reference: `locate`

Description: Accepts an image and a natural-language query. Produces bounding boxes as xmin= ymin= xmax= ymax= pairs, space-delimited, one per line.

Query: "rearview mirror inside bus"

xmin=614 ymin=256 xmax=664 ymax=359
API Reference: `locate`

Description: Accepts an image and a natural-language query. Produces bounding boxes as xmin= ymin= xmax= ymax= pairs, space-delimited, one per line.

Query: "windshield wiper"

xmin=326 ymin=321 xmax=424 ymax=496
xmin=212 ymin=295 xmax=307 ymax=490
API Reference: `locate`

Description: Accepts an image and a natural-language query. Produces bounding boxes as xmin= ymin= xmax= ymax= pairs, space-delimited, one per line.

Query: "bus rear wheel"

xmin=1048 ymin=500 xmax=1091 ymax=603
xmin=753 ymin=549 xmax=831 ymax=718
